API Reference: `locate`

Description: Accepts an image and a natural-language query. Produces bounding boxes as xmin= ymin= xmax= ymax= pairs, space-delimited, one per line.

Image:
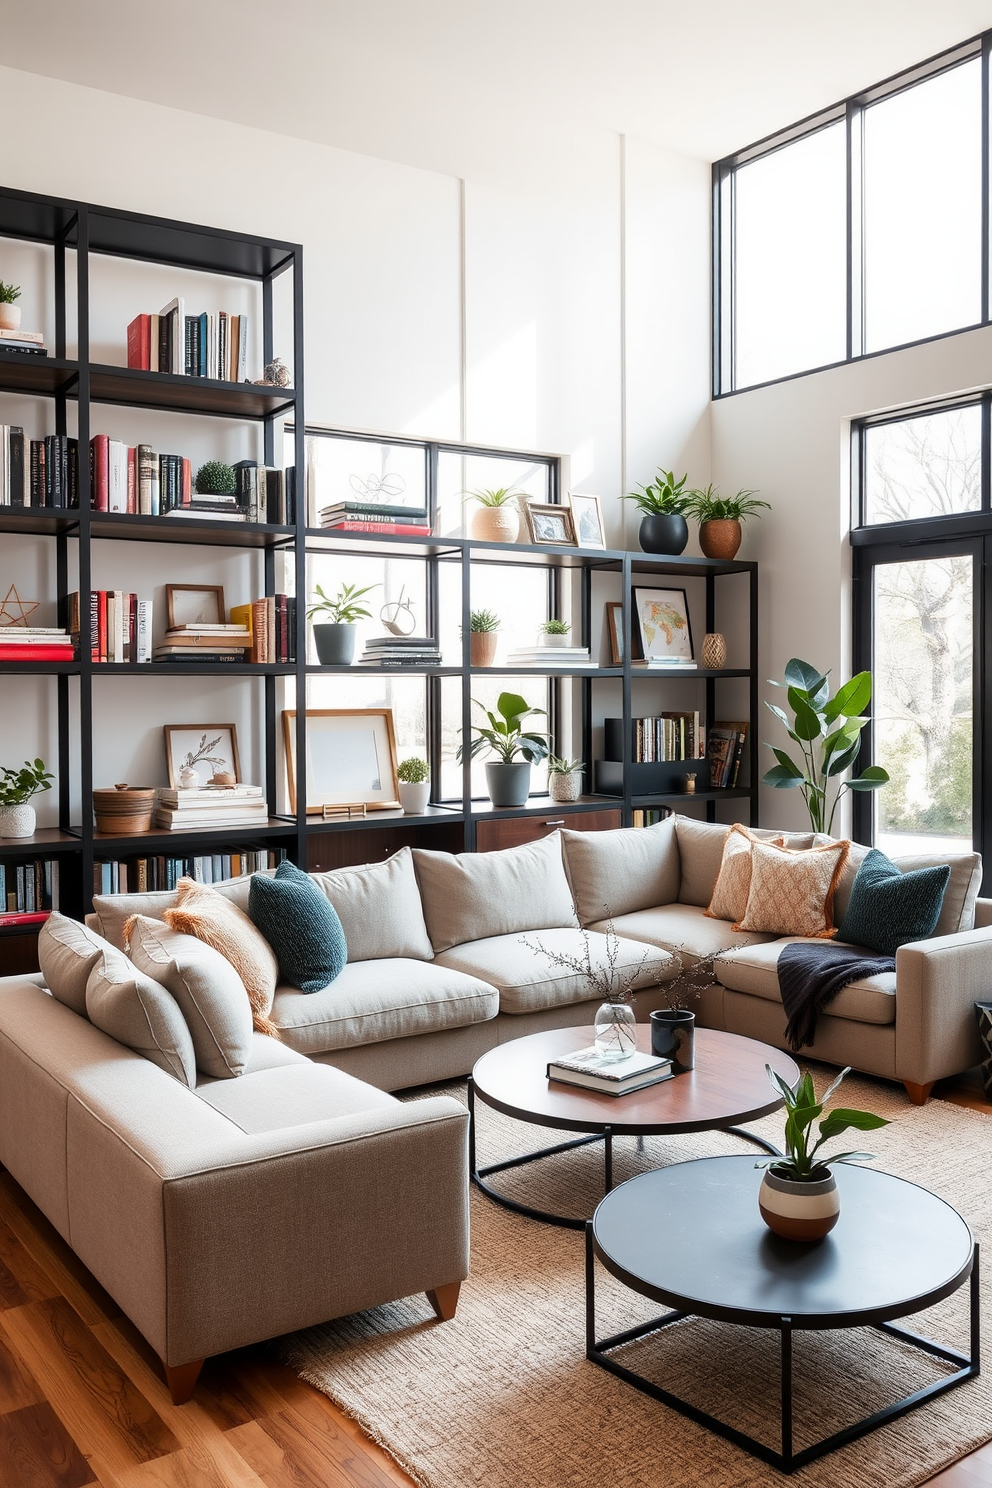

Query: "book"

xmin=0 ymin=645 xmax=74 ymax=661
xmin=320 ymin=503 xmax=429 ymax=520
xmin=321 ymin=520 xmax=432 ymax=535
xmin=136 ymin=600 xmax=153 ymax=663
xmin=0 ymin=328 xmax=44 ymax=343
xmin=706 ymin=726 xmax=738 ymax=789
xmin=0 ymin=345 xmax=48 ymax=357
xmin=547 ymin=1045 xmax=673 ymax=1096
xmin=0 ymin=911 xmax=50 ymax=927
xmin=159 ymin=297 xmax=185 ymax=375
xmin=127 ymin=314 xmax=152 ymax=370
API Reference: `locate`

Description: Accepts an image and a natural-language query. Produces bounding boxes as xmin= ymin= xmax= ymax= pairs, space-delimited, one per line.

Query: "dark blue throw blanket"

xmin=777 ymin=941 xmax=897 ymax=1052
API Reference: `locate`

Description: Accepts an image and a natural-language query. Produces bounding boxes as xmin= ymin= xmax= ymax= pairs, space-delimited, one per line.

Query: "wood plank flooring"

xmin=0 ymin=1072 xmax=989 ymax=1488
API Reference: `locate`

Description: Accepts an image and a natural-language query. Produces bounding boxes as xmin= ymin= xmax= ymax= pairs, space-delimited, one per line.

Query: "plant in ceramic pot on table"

xmin=648 ymin=950 xmax=718 ymax=1074
xmin=306 ymin=582 xmax=377 ymax=666
xmin=456 ymin=690 xmax=550 ymax=808
xmin=469 ymin=608 xmax=500 ymax=667
xmin=624 ymin=468 xmax=691 ymax=555
xmin=469 ymin=487 xmax=521 ymax=544
xmin=547 ymin=755 xmax=584 ymax=803
xmin=539 ymin=619 xmax=571 ymax=648
xmin=397 ymin=756 xmax=431 ymax=815
xmin=0 ymin=281 xmax=21 ymax=333
xmin=684 ymin=484 xmax=770 ymax=560
xmin=0 ymin=757 xmax=53 ymax=838
xmin=756 ymin=1066 xmax=889 ymax=1241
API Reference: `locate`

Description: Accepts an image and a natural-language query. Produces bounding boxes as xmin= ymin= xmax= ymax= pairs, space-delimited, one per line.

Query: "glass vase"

xmin=593 ymin=1001 xmax=637 ymax=1062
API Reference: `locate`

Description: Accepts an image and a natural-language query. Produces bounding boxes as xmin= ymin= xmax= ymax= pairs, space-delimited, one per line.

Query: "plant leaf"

xmin=784 ymin=658 xmax=828 ymax=694
xmin=822 ymin=741 xmax=862 ymax=778
xmin=823 ymin=671 xmax=872 ymax=722
xmin=763 ymin=763 xmax=805 ymax=787
xmin=827 ymin=1152 xmax=877 ymax=1165
xmin=791 ymin=698 xmax=823 ymax=742
xmin=846 ymin=766 xmax=890 ymax=791
xmin=817 ymin=1109 xmax=890 ymax=1142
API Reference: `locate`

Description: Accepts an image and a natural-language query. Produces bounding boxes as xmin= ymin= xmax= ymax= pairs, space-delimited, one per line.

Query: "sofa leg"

xmin=903 ymin=1080 xmax=935 ymax=1106
xmin=427 ymin=1282 xmax=461 ymax=1321
xmin=163 ymin=1358 xmax=204 ymax=1405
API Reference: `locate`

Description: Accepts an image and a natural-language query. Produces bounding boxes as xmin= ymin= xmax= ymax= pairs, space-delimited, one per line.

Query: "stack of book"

xmin=94 ymin=846 xmax=282 ymax=894
xmin=0 ymin=625 xmax=74 ymax=663
xmin=69 ymin=592 xmax=152 ymax=663
xmin=0 ymin=857 xmax=59 ymax=926
xmin=153 ymin=622 xmax=251 ymax=664
xmin=233 ymin=462 xmax=296 ymax=525
xmin=0 ymin=326 xmax=48 ymax=359
xmin=153 ymin=784 xmax=268 ymax=832
xmin=0 ymin=432 xmax=80 ymax=508
xmin=127 ymin=302 xmax=249 ymax=382
xmin=319 ymin=501 xmax=430 ymax=536
xmin=359 ymin=635 xmax=441 ymax=668
xmin=230 ymin=596 xmax=297 ymax=663
xmin=706 ymin=721 xmax=748 ymax=789
xmin=632 ymin=656 xmax=698 ymax=670
xmin=547 ymin=1044 xmax=673 ymax=1096
xmin=90 ymin=435 xmax=192 ymax=516
xmin=505 ymin=644 xmax=596 ymax=669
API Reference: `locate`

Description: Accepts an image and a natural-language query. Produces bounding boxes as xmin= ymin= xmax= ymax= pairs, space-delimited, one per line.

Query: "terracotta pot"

xmin=93 ymin=784 xmax=155 ymax=834
xmin=699 ymin=518 xmax=742 ymax=560
xmin=471 ymin=505 xmax=520 ymax=544
xmin=0 ymin=304 xmax=21 ymax=332
xmin=470 ymin=631 xmax=498 ymax=667
xmin=758 ymin=1167 xmax=840 ymax=1242
xmin=0 ymin=802 xmax=35 ymax=838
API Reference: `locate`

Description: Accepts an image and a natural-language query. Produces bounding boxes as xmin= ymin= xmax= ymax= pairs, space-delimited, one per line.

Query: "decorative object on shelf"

xmin=763 ymin=657 xmax=889 ymax=833
xmin=457 ymin=690 xmax=550 ymax=809
xmin=975 ymin=1001 xmax=992 ymax=1100
xmin=605 ymin=601 xmax=624 ymax=665
xmin=701 ymin=632 xmax=727 ymax=669
xmin=92 ymin=784 xmax=156 ymax=835
xmin=469 ymin=487 xmax=521 ymax=543
xmin=0 ymin=280 xmax=21 ymax=333
xmin=756 ymin=1065 xmax=888 ymax=1240
xmin=177 ymin=766 xmax=199 ymax=789
xmin=469 ymin=609 xmax=500 ymax=668
xmin=351 ymin=471 xmax=406 ymax=502
xmin=624 ymin=468 xmax=691 ymax=555
xmin=648 ymin=950 xmax=714 ymax=1073
xmin=685 ymin=484 xmax=771 ymax=560
xmin=194 ymin=461 xmax=236 ymax=496
xmin=524 ymin=919 xmax=656 ymax=1063
xmin=164 ymin=725 xmax=242 ymax=788
xmin=307 ymin=581 xmax=377 ymax=666
xmin=380 ymin=586 xmax=417 ymax=636
xmin=254 ymin=357 xmax=291 ymax=387
xmin=165 ymin=584 xmax=226 ymax=628
xmin=548 ymin=756 xmax=584 ymax=803
xmin=568 ymin=492 xmax=606 ymax=549
xmin=283 ymin=708 xmax=401 ymax=813
xmin=523 ymin=502 xmax=576 ymax=547
xmin=0 ymin=584 xmax=39 ymax=627
xmin=210 ymin=771 xmax=237 ymax=787
xmin=321 ymin=802 xmax=367 ymax=820
xmin=539 ymin=619 xmax=571 ymax=648
xmin=633 ymin=586 xmax=693 ymax=663
xmin=684 ymin=773 xmax=697 ymax=794
xmin=0 ymin=757 xmax=53 ymax=838
xmin=397 ymin=757 xmax=431 ymax=815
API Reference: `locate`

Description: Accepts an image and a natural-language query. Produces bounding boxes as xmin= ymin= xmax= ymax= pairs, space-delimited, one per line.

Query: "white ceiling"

xmin=4 ymin=0 xmax=992 ymax=175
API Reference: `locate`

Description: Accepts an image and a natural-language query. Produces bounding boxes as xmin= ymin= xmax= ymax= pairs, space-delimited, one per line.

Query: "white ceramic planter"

xmin=549 ymin=771 xmax=582 ymax=802
xmin=758 ymin=1168 xmax=839 ymax=1242
xmin=471 ymin=505 xmax=520 ymax=543
xmin=0 ymin=304 xmax=21 ymax=333
xmin=540 ymin=632 xmax=570 ymax=648
xmin=0 ymin=802 xmax=36 ymax=838
xmin=398 ymin=780 xmax=431 ymax=815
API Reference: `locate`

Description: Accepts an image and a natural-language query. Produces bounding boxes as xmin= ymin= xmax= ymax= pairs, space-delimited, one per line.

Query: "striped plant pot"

xmin=758 ymin=1167 xmax=839 ymax=1242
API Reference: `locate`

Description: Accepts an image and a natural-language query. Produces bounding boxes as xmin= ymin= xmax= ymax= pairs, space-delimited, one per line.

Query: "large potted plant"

xmin=457 ymin=690 xmax=550 ymax=807
xmin=0 ymin=757 xmax=53 ymax=837
xmin=0 ymin=281 xmax=21 ymax=333
xmin=684 ymin=484 xmax=770 ymax=560
xmin=469 ymin=488 xmax=521 ymax=544
xmin=469 ymin=608 xmax=500 ymax=667
xmin=306 ymin=582 xmax=377 ymax=665
xmin=623 ymin=468 xmax=691 ymax=554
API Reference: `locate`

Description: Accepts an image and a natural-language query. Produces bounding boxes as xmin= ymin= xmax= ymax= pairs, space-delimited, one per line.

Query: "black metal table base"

xmin=585 ymin=1227 xmax=981 ymax=1473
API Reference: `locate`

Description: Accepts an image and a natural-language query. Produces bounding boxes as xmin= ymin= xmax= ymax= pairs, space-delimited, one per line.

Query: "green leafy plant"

xmin=0 ymin=758 xmax=53 ymax=806
xmin=306 ymin=582 xmax=378 ymax=624
xmin=469 ymin=608 xmax=500 ymax=633
xmin=684 ymin=484 xmax=771 ymax=522
xmin=757 ymin=1066 xmax=888 ymax=1182
xmin=0 ymin=281 xmax=21 ymax=306
xmin=194 ymin=460 xmax=236 ymax=495
xmin=456 ymin=691 xmax=550 ymax=765
xmin=541 ymin=619 xmax=571 ymax=635
xmin=624 ymin=468 xmax=690 ymax=517
xmin=763 ymin=657 xmax=889 ymax=834
xmin=547 ymin=754 xmax=583 ymax=775
xmin=470 ymin=487 xmax=520 ymax=507
xmin=397 ymin=757 xmax=429 ymax=784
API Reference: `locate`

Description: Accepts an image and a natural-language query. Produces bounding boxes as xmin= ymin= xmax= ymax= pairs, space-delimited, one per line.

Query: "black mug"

xmin=650 ymin=1008 xmax=695 ymax=1073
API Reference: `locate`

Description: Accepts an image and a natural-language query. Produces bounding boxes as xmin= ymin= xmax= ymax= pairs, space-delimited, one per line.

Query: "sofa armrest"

xmin=895 ymin=928 xmax=990 ymax=1085
xmin=973 ymin=897 xmax=992 ymax=929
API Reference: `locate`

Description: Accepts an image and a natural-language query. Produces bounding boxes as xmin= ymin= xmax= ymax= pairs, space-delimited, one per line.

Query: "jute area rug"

xmin=276 ymin=1069 xmax=992 ymax=1488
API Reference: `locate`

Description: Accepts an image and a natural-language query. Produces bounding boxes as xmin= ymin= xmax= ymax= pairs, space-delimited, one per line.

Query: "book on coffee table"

xmin=547 ymin=1045 xmax=673 ymax=1096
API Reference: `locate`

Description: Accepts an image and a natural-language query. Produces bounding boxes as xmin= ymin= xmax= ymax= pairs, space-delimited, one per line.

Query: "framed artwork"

xmin=166 ymin=584 xmax=226 ymax=629
xmin=632 ymin=588 xmax=694 ymax=662
xmin=524 ymin=502 xmax=576 ymax=547
xmin=282 ymin=709 xmax=400 ymax=814
xmin=605 ymin=601 xmax=624 ymax=665
xmin=568 ymin=493 xmax=606 ymax=550
xmin=164 ymin=724 xmax=241 ymax=787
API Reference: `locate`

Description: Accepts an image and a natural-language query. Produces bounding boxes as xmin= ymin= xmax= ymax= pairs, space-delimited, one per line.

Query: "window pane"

xmin=873 ymin=555 xmax=973 ymax=856
xmin=734 ymin=122 xmax=846 ymax=388
xmin=301 ymin=435 xmax=427 ymax=526
xmin=436 ymin=451 xmax=550 ymax=538
xmin=864 ymin=61 xmax=982 ymax=353
xmin=863 ymin=406 xmax=982 ymax=525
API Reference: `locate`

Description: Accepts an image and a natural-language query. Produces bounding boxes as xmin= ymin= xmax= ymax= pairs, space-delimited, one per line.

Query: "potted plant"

xmin=684 ymin=484 xmax=770 ymax=560
xmin=0 ymin=757 xmax=53 ymax=838
xmin=547 ymin=755 xmax=584 ymax=802
xmin=306 ymin=582 xmax=378 ymax=666
xmin=539 ymin=619 xmax=571 ymax=648
xmin=756 ymin=1066 xmax=889 ymax=1240
xmin=623 ymin=468 xmax=691 ymax=554
xmin=456 ymin=690 xmax=550 ymax=807
xmin=194 ymin=460 xmax=236 ymax=496
xmin=397 ymin=757 xmax=431 ymax=815
xmin=648 ymin=950 xmax=717 ymax=1074
xmin=469 ymin=487 xmax=521 ymax=544
xmin=0 ymin=281 xmax=21 ymax=333
xmin=469 ymin=608 xmax=500 ymax=667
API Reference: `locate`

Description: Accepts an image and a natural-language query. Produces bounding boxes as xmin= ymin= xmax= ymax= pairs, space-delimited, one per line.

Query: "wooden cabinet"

xmin=307 ymin=820 xmax=465 ymax=872
xmin=475 ymin=808 xmax=621 ymax=853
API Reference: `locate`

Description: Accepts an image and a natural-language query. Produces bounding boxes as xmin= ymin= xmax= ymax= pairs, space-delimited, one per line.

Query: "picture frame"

xmin=568 ymin=493 xmax=606 ymax=550
xmin=166 ymin=584 xmax=226 ymax=629
xmin=632 ymin=587 xmax=694 ymax=662
xmin=164 ymin=724 xmax=241 ymax=787
xmin=524 ymin=502 xmax=577 ymax=547
xmin=605 ymin=601 xmax=624 ymax=665
xmin=282 ymin=709 xmax=401 ymax=814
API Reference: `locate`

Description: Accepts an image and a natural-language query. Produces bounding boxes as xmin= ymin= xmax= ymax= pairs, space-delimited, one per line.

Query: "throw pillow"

xmin=38 ymin=911 xmax=114 ymax=1016
xmin=736 ymin=839 xmax=850 ymax=938
xmin=560 ymin=818 xmax=680 ymax=926
xmin=85 ymin=944 xmax=197 ymax=1087
xmin=705 ymin=824 xmax=785 ymax=924
xmin=313 ymin=847 xmax=433 ymax=962
xmin=837 ymin=848 xmax=950 ymax=956
xmin=125 ymin=915 xmax=255 ymax=1078
xmin=249 ymin=861 xmax=347 ymax=993
xmin=163 ymin=877 xmax=280 ymax=1036
xmin=412 ymin=832 xmax=578 ymax=953
xmin=888 ymin=851 xmax=981 ymax=935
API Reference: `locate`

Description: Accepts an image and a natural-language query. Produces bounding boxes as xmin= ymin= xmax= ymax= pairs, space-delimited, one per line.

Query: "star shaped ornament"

xmin=0 ymin=585 xmax=40 ymax=627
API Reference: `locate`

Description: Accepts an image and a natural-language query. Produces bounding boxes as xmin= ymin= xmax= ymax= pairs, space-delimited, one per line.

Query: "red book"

xmin=325 ymin=521 xmax=431 ymax=535
xmin=0 ymin=645 xmax=75 ymax=661
xmin=90 ymin=434 xmax=109 ymax=512
xmin=0 ymin=911 xmax=49 ymax=928
xmin=127 ymin=314 xmax=151 ymax=370
xmin=98 ymin=589 xmax=107 ymax=663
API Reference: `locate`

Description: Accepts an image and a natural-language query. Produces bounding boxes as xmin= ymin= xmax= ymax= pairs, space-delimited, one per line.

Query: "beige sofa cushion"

xmin=435 ymin=928 xmax=675 ymax=1015
xmin=588 ymin=903 xmax=778 ymax=964
xmin=674 ymin=816 xmax=816 ymax=907
xmin=163 ymin=879 xmax=279 ymax=1037
xmin=706 ymin=825 xmax=784 ymax=923
xmin=196 ymin=1062 xmax=397 ymax=1133
xmin=85 ymin=945 xmax=198 ymax=1086
xmin=890 ymin=852 xmax=982 ymax=935
xmin=314 ymin=847 xmax=433 ymax=962
xmin=560 ymin=818 xmax=680 ymax=925
xmin=38 ymin=911 xmax=112 ymax=1016
xmin=714 ymin=938 xmax=896 ymax=1026
xmin=271 ymin=958 xmax=499 ymax=1054
xmin=90 ymin=872 xmax=270 ymax=949
xmin=413 ymin=832 xmax=578 ymax=953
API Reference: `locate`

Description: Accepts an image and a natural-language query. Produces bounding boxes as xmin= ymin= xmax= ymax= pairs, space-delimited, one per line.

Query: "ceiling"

xmin=4 ymin=0 xmax=992 ymax=177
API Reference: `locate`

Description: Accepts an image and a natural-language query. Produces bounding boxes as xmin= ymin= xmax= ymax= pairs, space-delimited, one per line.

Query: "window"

xmin=862 ymin=405 xmax=982 ymax=526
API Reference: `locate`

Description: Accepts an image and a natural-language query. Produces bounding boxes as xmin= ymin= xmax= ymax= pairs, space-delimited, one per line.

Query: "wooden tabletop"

xmin=471 ymin=1026 xmax=799 ymax=1136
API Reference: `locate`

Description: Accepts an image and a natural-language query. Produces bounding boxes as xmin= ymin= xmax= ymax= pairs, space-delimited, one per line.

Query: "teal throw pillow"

xmin=837 ymin=848 xmax=950 ymax=956
xmin=248 ymin=861 xmax=347 ymax=993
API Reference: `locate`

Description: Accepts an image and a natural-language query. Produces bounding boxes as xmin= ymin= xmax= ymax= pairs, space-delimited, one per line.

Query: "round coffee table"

xmin=587 ymin=1156 xmax=979 ymax=1472
xmin=468 ymin=1026 xmax=799 ymax=1229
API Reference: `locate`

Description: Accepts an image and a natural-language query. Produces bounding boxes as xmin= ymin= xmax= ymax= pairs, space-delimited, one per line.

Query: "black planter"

xmin=313 ymin=623 xmax=357 ymax=665
xmin=650 ymin=1008 xmax=695 ymax=1073
xmin=639 ymin=513 xmax=689 ymax=555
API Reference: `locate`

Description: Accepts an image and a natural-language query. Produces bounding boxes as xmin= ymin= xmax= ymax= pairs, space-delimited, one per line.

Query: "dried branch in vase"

xmin=521 ymin=915 xmax=668 ymax=1007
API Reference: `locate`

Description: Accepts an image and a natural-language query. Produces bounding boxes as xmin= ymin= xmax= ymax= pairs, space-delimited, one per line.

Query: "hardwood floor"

xmin=0 ymin=1071 xmax=989 ymax=1488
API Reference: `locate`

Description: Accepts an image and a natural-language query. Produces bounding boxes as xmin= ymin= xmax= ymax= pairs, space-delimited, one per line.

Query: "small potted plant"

xmin=0 ymin=757 xmax=53 ymax=838
xmin=456 ymin=690 xmax=550 ymax=807
xmin=539 ymin=619 xmax=571 ymax=648
xmin=0 ymin=281 xmax=21 ymax=333
xmin=648 ymin=950 xmax=717 ymax=1074
xmin=684 ymin=484 xmax=770 ymax=560
xmin=469 ymin=608 xmax=500 ymax=667
xmin=623 ymin=468 xmax=691 ymax=554
xmin=306 ymin=582 xmax=378 ymax=666
xmin=468 ymin=487 xmax=521 ymax=544
xmin=547 ymin=755 xmax=584 ymax=802
xmin=194 ymin=460 xmax=237 ymax=496
xmin=756 ymin=1066 xmax=889 ymax=1241
xmin=397 ymin=757 xmax=431 ymax=815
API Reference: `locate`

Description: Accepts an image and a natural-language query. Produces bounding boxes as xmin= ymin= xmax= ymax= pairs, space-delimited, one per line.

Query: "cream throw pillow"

xmin=163 ymin=877 xmax=279 ymax=1036
xmin=85 ymin=944 xmax=197 ymax=1087
xmin=413 ymin=832 xmax=578 ymax=953
xmin=38 ymin=911 xmax=113 ymax=1016
xmin=705 ymin=824 xmax=784 ymax=924
xmin=736 ymin=839 xmax=850 ymax=939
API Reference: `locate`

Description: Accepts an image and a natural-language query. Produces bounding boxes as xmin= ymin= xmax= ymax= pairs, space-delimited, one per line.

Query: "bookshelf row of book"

xmin=127 ymin=303 xmax=249 ymax=382
xmin=604 ymin=714 xmax=706 ymax=764
xmin=706 ymin=723 xmax=749 ymax=789
xmin=631 ymin=809 xmax=672 ymax=828
xmin=52 ymin=591 xmax=297 ymax=665
xmin=0 ymin=858 xmax=60 ymax=923
xmin=93 ymin=846 xmax=286 ymax=897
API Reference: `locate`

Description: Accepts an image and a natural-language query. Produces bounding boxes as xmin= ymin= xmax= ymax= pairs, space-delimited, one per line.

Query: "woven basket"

xmin=93 ymin=784 xmax=155 ymax=834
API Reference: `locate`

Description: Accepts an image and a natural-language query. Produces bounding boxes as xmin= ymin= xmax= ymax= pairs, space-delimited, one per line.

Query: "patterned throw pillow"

xmin=163 ymin=877 xmax=280 ymax=1035
xmin=736 ymin=839 xmax=850 ymax=938
xmin=249 ymin=861 xmax=347 ymax=994
xmin=837 ymin=848 xmax=950 ymax=956
xmin=705 ymin=824 xmax=784 ymax=923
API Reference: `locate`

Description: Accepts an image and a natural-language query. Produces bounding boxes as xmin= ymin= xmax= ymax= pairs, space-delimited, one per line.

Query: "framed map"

xmin=632 ymin=587 xmax=694 ymax=662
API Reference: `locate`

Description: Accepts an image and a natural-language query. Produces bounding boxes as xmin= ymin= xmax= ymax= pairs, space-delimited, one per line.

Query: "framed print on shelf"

xmin=164 ymin=724 xmax=241 ymax=787
xmin=632 ymin=587 xmax=694 ymax=662
xmin=568 ymin=493 xmax=606 ymax=550
xmin=605 ymin=601 xmax=624 ymax=665
xmin=282 ymin=709 xmax=401 ymax=814
xmin=166 ymin=584 xmax=226 ymax=629
xmin=524 ymin=502 xmax=577 ymax=547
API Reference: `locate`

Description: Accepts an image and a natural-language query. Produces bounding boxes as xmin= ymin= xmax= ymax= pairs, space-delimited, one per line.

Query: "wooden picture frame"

xmin=605 ymin=601 xmax=624 ymax=665
xmin=164 ymin=724 xmax=241 ymax=787
xmin=166 ymin=584 xmax=226 ymax=629
xmin=568 ymin=493 xmax=606 ymax=550
xmin=282 ymin=709 xmax=401 ymax=814
xmin=632 ymin=587 xmax=694 ymax=662
xmin=524 ymin=502 xmax=577 ymax=547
